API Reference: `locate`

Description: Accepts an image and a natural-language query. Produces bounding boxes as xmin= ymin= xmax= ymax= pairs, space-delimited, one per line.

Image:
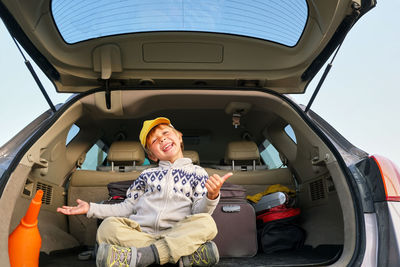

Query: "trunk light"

xmin=371 ymin=155 xmax=400 ymax=201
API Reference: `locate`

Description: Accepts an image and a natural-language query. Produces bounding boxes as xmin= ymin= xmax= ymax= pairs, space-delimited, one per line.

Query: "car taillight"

xmin=371 ymin=155 xmax=400 ymax=201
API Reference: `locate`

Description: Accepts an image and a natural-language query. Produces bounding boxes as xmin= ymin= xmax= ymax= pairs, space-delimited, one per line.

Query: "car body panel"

xmin=0 ymin=86 xmax=395 ymax=266
xmin=361 ymin=213 xmax=378 ymax=267
xmin=3 ymin=1 xmax=400 ymax=267
xmin=387 ymin=202 xmax=400 ymax=264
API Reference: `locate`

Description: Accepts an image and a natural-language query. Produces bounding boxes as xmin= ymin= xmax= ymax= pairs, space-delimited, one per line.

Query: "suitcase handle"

xmin=222 ymin=205 xmax=241 ymax=213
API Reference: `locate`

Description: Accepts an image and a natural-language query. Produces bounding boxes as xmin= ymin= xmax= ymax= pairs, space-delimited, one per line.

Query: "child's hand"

xmin=56 ymin=199 xmax=89 ymax=215
xmin=206 ymin=172 xmax=233 ymax=200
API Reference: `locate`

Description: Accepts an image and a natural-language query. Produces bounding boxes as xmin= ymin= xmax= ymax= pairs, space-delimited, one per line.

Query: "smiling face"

xmin=146 ymin=124 xmax=184 ymax=163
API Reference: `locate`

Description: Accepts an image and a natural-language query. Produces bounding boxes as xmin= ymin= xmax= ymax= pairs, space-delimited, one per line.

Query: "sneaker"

xmin=96 ymin=243 xmax=137 ymax=267
xmin=180 ymin=241 xmax=219 ymax=267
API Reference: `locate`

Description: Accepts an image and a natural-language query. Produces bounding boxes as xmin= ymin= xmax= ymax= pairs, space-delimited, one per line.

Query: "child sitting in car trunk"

xmin=57 ymin=117 xmax=232 ymax=267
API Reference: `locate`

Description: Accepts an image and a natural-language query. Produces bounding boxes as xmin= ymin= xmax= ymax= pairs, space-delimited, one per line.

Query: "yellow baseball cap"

xmin=139 ymin=117 xmax=171 ymax=147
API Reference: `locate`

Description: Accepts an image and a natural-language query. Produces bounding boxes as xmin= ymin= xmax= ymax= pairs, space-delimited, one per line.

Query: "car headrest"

xmin=183 ymin=150 xmax=200 ymax=165
xmin=108 ymin=141 xmax=145 ymax=166
xmin=224 ymin=141 xmax=260 ymax=165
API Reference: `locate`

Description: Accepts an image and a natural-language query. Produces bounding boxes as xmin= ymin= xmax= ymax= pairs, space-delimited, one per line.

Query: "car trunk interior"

xmin=1 ymin=89 xmax=358 ymax=266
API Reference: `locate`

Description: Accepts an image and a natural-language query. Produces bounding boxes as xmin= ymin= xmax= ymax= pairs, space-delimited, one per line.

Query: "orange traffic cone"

xmin=9 ymin=190 xmax=43 ymax=267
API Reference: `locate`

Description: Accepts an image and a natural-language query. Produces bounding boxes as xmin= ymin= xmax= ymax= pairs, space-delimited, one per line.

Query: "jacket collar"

xmin=159 ymin=157 xmax=192 ymax=169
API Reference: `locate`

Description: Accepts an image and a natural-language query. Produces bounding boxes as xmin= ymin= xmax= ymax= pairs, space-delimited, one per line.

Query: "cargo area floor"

xmin=39 ymin=245 xmax=342 ymax=267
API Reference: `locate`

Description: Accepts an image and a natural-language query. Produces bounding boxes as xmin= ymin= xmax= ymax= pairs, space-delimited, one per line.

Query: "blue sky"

xmin=0 ymin=1 xmax=399 ymax=167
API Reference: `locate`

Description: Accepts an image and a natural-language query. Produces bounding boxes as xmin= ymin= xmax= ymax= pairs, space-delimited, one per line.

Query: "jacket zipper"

xmin=154 ymin=167 xmax=173 ymax=233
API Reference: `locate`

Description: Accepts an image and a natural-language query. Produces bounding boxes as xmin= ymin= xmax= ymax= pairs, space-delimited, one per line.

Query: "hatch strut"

xmin=12 ymin=37 xmax=57 ymax=113
xmin=305 ymin=43 xmax=342 ymax=113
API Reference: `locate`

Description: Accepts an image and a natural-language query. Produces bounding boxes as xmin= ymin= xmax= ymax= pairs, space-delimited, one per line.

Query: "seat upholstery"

xmin=183 ymin=150 xmax=200 ymax=165
xmin=107 ymin=141 xmax=145 ymax=164
xmin=97 ymin=141 xmax=146 ymax=172
xmin=204 ymin=141 xmax=293 ymax=196
xmin=224 ymin=141 xmax=261 ymax=170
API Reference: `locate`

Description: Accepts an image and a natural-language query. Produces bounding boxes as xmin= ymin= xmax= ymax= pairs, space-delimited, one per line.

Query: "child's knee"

xmin=97 ymin=217 xmax=143 ymax=244
xmin=191 ymin=213 xmax=218 ymax=237
xmin=96 ymin=217 xmax=116 ymax=243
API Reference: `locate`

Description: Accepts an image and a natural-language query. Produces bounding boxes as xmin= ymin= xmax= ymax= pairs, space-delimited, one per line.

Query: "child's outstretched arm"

xmin=206 ymin=172 xmax=233 ymax=200
xmin=56 ymin=199 xmax=89 ymax=215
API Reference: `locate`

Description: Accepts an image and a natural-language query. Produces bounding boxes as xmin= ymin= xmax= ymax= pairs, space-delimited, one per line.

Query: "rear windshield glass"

xmin=51 ymin=0 xmax=308 ymax=46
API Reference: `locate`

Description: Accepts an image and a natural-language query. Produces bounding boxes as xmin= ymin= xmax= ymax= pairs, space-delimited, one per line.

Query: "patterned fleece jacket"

xmin=87 ymin=158 xmax=219 ymax=234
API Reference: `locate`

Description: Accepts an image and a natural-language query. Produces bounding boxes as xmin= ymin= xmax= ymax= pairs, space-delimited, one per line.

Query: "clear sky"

xmin=0 ymin=1 xmax=399 ymax=167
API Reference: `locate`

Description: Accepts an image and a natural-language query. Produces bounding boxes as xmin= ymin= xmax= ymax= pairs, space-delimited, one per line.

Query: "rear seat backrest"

xmin=224 ymin=141 xmax=260 ymax=170
xmin=205 ymin=141 xmax=293 ymax=195
xmin=183 ymin=150 xmax=200 ymax=165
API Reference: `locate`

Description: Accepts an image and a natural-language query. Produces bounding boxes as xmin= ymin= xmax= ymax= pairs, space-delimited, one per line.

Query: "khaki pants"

xmin=96 ymin=213 xmax=218 ymax=264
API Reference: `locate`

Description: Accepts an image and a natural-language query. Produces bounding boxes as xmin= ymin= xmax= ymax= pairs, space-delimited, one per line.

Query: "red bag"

xmin=256 ymin=204 xmax=300 ymax=223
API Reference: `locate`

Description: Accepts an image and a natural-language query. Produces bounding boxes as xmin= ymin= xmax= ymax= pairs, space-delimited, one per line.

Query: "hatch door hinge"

xmin=351 ymin=1 xmax=361 ymax=11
